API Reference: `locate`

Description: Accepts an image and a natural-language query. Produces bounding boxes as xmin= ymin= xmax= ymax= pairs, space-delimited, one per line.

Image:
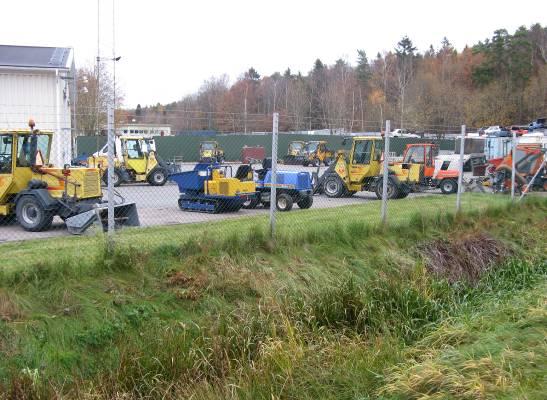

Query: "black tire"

xmin=148 ymin=168 xmax=167 ymax=186
xmin=242 ymin=195 xmax=260 ymax=209
xmin=374 ymin=177 xmax=400 ymax=200
xmin=103 ymin=169 xmax=123 ymax=187
xmin=16 ymin=196 xmax=54 ymax=232
xmin=312 ymin=159 xmax=320 ymax=167
xmin=276 ymin=193 xmax=293 ymax=212
xmin=323 ymin=175 xmax=346 ymax=198
xmin=297 ymin=196 xmax=314 ymax=209
xmin=440 ymin=179 xmax=458 ymax=194
xmin=324 ymin=158 xmax=333 ymax=166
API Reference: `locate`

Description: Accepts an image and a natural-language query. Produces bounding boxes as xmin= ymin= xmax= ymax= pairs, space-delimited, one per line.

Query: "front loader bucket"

xmin=65 ymin=202 xmax=140 ymax=235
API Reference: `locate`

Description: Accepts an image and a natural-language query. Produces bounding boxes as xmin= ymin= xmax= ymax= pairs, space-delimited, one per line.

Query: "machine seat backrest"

xmin=235 ymin=165 xmax=252 ymax=180
xmin=262 ymin=158 xmax=272 ymax=169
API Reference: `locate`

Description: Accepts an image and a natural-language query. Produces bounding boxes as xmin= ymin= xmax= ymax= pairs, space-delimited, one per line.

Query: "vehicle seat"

xmin=235 ymin=164 xmax=252 ymax=180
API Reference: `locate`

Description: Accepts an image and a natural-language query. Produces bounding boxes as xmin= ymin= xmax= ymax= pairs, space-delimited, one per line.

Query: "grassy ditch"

xmin=0 ymin=197 xmax=545 ymax=399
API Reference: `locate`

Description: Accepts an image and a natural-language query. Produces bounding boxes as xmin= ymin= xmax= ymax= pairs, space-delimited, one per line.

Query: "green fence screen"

xmin=76 ymin=134 xmax=456 ymax=162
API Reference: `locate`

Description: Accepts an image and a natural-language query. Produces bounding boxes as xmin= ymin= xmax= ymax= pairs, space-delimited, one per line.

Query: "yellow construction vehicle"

xmin=314 ymin=136 xmax=407 ymax=199
xmin=87 ymin=136 xmax=169 ymax=186
xmin=284 ymin=141 xmax=306 ymax=164
xmin=0 ymin=121 xmax=139 ymax=233
xmin=303 ymin=140 xmax=335 ymax=166
xmin=199 ymin=141 xmax=224 ymax=163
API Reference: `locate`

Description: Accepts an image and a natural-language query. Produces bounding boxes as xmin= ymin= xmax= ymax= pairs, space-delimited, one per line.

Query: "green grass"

xmin=378 ymin=281 xmax=547 ymax=399
xmin=1 ymin=193 xmax=510 ymax=270
xmin=0 ymin=195 xmax=545 ymax=399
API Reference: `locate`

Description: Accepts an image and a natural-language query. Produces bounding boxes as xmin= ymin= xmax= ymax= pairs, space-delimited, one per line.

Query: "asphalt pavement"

xmin=0 ymin=163 xmax=430 ymax=243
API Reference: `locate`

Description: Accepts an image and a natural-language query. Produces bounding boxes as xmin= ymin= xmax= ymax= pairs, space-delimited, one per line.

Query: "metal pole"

xmin=107 ymin=105 xmax=115 ymax=240
xmin=510 ymin=130 xmax=517 ymax=201
xmin=518 ymin=157 xmax=545 ymax=202
xmin=96 ymin=0 xmax=100 ymax=137
xmin=270 ymin=112 xmax=279 ymax=238
xmin=381 ymin=120 xmax=390 ymax=225
xmin=456 ymin=125 xmax=466 ymax=212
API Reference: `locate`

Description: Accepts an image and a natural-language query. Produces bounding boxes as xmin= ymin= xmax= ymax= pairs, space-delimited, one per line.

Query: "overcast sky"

xmin=1 ymin=0 xmax=543 ymax=108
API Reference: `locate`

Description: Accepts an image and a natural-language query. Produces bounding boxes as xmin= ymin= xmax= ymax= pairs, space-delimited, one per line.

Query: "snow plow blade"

xmin=65 ymin=202 xmax=140 ymax=235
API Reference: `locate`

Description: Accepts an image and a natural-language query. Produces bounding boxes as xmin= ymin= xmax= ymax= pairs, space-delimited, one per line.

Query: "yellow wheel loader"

xmin=0 ymin=121 xmax=139 ymax=234
xmin=199 ymin=141 xmax=225 ymax=163
xmin=87 ymin=136 xmax=170 ymax=187
xmin=303 ymin=141 xmax=335 ymax=167
xmin=283 ymin=141 xmax=306 ymax=164
xmin=314 ymin=136 xmax=408 ymax=199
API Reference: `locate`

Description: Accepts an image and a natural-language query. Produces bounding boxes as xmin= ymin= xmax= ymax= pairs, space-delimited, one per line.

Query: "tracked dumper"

xmin=0 ymin=121 xmax=139 ymax=234
xmin=169 ymin=163 xmax=256 ymax=213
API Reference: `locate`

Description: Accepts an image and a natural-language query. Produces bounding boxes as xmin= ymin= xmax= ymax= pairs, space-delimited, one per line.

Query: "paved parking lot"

xmin=0 ymin=163 xmax=434 ymax=243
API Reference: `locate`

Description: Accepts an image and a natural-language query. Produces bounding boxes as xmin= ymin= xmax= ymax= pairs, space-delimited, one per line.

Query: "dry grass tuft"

xmin=0 ymin=289 xmax=23 ymax=322
xmin=421 ymin=232 xmax=509 ymax=285
xmin=379 ymin=354 xmax=514 ymax=399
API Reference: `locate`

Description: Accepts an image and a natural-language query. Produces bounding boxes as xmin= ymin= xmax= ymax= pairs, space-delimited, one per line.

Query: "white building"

xmin=0 ymin=45 xmax=75 ymax=166
xmin=116 ymin=123 xmax=172 ymax=137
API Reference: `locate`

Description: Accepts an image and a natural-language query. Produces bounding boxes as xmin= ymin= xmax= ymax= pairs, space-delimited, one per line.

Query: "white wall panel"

xmin=0 ymin=70 xmax=72 ymax=165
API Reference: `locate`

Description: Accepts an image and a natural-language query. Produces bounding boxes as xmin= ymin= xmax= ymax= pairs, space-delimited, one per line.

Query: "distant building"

xmin=0 ymin=45 xmax=75 ymax=165
xmin=116 ymin=123 xmax=171 ymax=137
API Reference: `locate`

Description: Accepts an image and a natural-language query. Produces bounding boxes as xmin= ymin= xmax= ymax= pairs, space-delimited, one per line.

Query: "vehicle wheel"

xmin=103 ymin=170 xmax=123 ymax=187
xmin=324 ymin=158 xmax=333 ymax=166
xmin=297 ymin=196 xmax=313 ymax=209
xmin=440 ymin=178 xmax=458 ymax=194
xmin=312 ymin=159 xmax=320 ymax=167
xmin=276 ymin=193 xmax=294 ymax=212
xmin=374 ymin=177 xmax=400 ymax=200
xmin=323 ymin=175 xmax=346 ymax=198
xmin=149 ymin=168 xmax=167 ymax=186
xmin=16 ymin=196 xmax=54 ymax=232
xmin=242 ymin=195 xmax=260 ymax=209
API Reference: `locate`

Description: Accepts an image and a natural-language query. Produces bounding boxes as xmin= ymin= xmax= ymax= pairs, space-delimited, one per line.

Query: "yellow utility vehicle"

xmin=87 ymin=136 xmax=168 ymax=186
xmin=303 ymin=141 xmax=335 ymax=166
xmin=199 ymin=141 xmax=225 ymax=163
xmin=0 ymin=121 xmax=139 ymax=233
xmin=315 ymin=136 xmax=407 ymax=199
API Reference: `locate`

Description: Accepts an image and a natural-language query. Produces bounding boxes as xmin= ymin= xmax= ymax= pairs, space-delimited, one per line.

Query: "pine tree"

xmin=356 ymin=49 xmax=371 ymax=85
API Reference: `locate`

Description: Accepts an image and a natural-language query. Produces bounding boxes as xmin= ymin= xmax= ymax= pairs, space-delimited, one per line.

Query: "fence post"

xmin=510 ymin=130 xmax=517 ymax=201
xmin=456 ymin=125 xmax=465 ymax=213
xmin=381 ymin=120 xmax=390 ymax=225
xmin=270 ymin=112 xmax=279 ymax=238
xmin=107 ymin=105 xmax=115 ymax=247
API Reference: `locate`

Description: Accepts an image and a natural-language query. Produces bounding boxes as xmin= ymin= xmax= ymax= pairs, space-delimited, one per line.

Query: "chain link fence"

xmin=1 ymin=109 xmax=545 ymax=268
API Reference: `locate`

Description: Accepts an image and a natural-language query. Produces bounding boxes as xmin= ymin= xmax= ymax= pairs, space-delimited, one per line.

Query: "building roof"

xmin=0 ymin=45 xmax=73 ymax=69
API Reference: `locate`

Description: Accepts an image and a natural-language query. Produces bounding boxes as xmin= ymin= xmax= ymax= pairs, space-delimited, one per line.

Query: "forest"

xmin=77 ymin=24 xmax=547 ymax=134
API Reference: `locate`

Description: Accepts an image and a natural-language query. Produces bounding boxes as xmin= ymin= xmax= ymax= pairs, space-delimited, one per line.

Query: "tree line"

xmin=77 ymin=24 xmax=546 ymax=135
